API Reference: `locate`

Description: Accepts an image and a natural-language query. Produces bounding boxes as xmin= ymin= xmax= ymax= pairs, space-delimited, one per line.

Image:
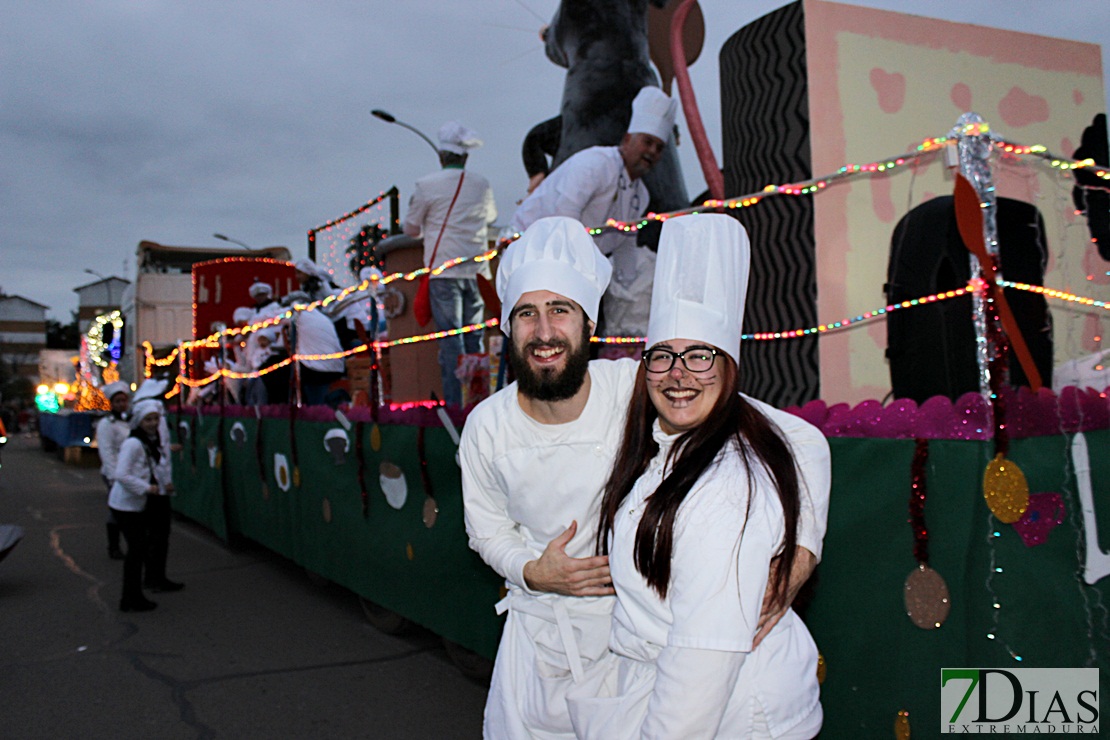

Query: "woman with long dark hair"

xmin=569 ymin=215 xmax=827 ymax=738
xmin=109 ymin=399 xmax=176 ymax=612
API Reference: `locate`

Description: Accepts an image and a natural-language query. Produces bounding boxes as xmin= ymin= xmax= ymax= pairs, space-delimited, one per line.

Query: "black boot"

xmin=119 ymin=595 xmax=157 ymax=612
xmin=107 ymin=523 xmax=124 ymax=560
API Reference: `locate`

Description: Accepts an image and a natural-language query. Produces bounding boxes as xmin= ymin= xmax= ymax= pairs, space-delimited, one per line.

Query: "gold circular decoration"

xmin=370 ymin=424 xmax=382 ymax=452
xmin=422 ymin=497 xmax=439 ymax=529
xmin=322 ymin=497 xmax=332 ymax=523
xmin=816 ymin=653 xmax=826 ymax=684
xmin=215 ymin=451 xmax=223 ymax=469
xmin=983 ymin=454 xmax=1029 ymax=523
xmin=904 ymin=563 xmax=951 ymax=629
xmin=405 ymin=542 xmax=414 ymax=561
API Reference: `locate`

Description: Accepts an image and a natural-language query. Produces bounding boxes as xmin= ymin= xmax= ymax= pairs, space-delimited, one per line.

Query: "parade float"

xmin=142 ymin=0 xmax=1107 ymax=734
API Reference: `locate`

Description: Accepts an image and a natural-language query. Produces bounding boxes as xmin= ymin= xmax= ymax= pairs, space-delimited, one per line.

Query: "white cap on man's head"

xmin=101 ymin=381 xmax=130 ymax=401
xmin=232 ymin=307 xmax=254 ymax=325
xmin=249 ymin=281 xmax=273 ymax=298
xmin=496 ymin=217 xmax=612 ymax=336
xmin=438 ymin=121 xmax=483 ymax=154
xmin=627 ymin=86 xmax=677 ymax=142
xmin=645 ymin=215 xmax=750 ymax=364
xmin=294 ymin=258 xmax=319 ymax=276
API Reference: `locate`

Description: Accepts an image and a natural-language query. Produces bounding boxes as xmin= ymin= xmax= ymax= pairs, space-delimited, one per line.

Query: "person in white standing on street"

xmin=460 ymin=217 xmax=829 ymax=739
xmin=95 ymin=380 xmax=132 ymax=560
xmin=568 ymin=215 xmax=827 ymax=739
xmin=110 ymin=399 xmax=175 ymax=612
xmin=403 ymin=121 xmax=498 ymax=407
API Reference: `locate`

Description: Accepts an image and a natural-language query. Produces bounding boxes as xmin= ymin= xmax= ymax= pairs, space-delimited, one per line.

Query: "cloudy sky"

xmin=2 ymin=0 xmax=1108 ymax=321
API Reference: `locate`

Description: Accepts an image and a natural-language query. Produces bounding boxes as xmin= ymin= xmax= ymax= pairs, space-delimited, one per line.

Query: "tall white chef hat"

xmin=438 ymin=121 xmax=483 ymax=155
xmin=101 ymin=380 xmax=130 ymax=401
xmin=232 ymin=306 xmax=254 ymax=325
xmin=249 ymin=281 xmax=273 ymax=298
xmin=496 ymin=217 xmax=612 ymax=336
xmin=627 ymin=86 xmax=677 ymax=142
xmin=645 ymin=214 xmax=750 ymax=364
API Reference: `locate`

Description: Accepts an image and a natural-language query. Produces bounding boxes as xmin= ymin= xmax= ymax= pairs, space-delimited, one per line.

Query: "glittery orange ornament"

xmin=370 ymin=424 xmax=382 ymax=452
xmin=983 ymin=454 xmax=1029 ymax=523
xmin=816 ymin=653 xmax=826 ymax=684
xmin=895 ymin=710 xmax=911 ymax=740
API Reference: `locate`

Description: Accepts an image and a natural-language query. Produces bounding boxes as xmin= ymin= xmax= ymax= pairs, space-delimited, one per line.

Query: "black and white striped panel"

xmin=720 ymin=1 xmax=820 ymax=407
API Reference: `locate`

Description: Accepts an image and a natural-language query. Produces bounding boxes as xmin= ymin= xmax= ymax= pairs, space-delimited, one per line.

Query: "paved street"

xmin=0 ymin=432 xmax=488 ymax=739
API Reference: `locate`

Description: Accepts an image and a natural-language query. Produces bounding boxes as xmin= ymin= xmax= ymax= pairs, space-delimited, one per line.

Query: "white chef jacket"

xmin=287 ymin=307 xmax=344 ymax=374
xmin=568 ymin=404 xmax=828 ymax=740
xmin=95 ymin=414 xmax=130 ymax=482
xmin=109 ymin=436 xmax=174 ymax=512
xmin=461 ymin=358 xmax=638 ymax=739
xmin=509 ymin=146 xmax=655 ymax=337
xmin=403 ymin=167 xmax=497 ymax=279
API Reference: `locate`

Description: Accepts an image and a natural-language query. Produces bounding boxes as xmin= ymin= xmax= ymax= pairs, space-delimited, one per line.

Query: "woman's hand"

xmin=146 ymin=484 xmax=159 ymax=494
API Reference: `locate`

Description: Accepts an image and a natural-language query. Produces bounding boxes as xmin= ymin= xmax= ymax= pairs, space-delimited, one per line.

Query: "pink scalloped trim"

xmin=786 ymin=386 xmax=1110 ymax=440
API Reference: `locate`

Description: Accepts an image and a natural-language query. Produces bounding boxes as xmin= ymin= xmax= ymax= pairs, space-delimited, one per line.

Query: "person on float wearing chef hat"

xmin=509 ymin=85 xmax=678 ymax=343
xmin=460 ymin=214 xmax=830 ymax=739
xmin=402 ymin=120 xmax=497 ymax=407
xmin=568 ymin=214 xmax=829 ymax=739
xmin=95 ymin=380 xmax=133 ymax=560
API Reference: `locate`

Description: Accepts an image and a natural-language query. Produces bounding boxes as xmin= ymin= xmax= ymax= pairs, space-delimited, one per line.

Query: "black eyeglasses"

xmin=642 ymin=346 xmax=718 ymax=374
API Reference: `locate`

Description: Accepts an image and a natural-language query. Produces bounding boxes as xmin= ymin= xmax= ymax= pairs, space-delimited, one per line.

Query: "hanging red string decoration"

xmin=904 ymin=438 xmax=952 ymax=630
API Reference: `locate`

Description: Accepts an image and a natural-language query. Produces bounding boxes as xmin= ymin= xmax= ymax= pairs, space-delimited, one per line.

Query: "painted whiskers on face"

xmin=645 ymin=340 xmax=723 ymax=435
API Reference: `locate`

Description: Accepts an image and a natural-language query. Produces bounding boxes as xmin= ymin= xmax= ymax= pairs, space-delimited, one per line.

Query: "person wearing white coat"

xmin=568 ymin=215 xmax=826 ymax=738
xmin=95 ymin=380 xmax=131 ymax=559
xmin=109 ymin=399 xmax=175 ymax=612
xmin=509 ymin=86 xmax=677 ymax=339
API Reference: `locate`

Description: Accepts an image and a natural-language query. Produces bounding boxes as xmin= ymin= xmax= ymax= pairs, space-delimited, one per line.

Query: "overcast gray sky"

xmin=2 ymin=0 xmax=1108 ymax=321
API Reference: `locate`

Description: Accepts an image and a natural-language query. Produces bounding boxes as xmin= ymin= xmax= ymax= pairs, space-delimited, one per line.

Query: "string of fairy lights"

xmin=142 ymin=121 xmax=1110 ymax=385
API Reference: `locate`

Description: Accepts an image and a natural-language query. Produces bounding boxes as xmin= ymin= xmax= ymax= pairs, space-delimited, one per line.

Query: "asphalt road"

xmin=0 ymin=432 xmax=489 ymax=739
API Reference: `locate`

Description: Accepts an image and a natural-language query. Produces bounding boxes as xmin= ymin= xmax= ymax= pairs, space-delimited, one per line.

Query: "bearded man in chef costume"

xmin=460 ymin=216 xmax=830 ymax=739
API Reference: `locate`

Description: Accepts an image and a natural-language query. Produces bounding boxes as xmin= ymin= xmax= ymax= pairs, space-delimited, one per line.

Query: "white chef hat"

xmin=101 ymin=380 xmax=130 ymax=401
xmin=496 ymin=216 xmax=612 ymax=336
xmin=627 ymin=86 xmax=677 ymax=142
xmin=232 ymin=306 xmax=254 ymax=325
xmin=132 ymin=378 xmax=169 ymax=402
xmin=294 ymin=258 xmax=319 ymax=277
xmin=438 ymin=121 xmax=483 ymax=154
xmin=249 ymin=281 xmax=273 ymax=297
xmin=129 ymin=399 xmax=164 ymax=429
xmin=645 ymin=215 xmax=750 ymax=364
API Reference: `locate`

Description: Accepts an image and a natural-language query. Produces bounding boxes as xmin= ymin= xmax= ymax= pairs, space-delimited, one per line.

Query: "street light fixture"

xmin=84 ymin=268 xmax=108 ymax=281
xmin=371 ymin=109 xmax=441 ymax=159
xmin=213 ymin=233 xmax=254 ymax=250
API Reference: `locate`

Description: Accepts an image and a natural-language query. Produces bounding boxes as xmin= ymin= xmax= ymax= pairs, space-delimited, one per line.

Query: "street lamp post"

xmin=83 ymin=268 xmax=108 ymax=281
xmin=213 ymin=233 xmax=254 ymax=250
xmin=371 ymin=109 xmax=441 ymax=160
